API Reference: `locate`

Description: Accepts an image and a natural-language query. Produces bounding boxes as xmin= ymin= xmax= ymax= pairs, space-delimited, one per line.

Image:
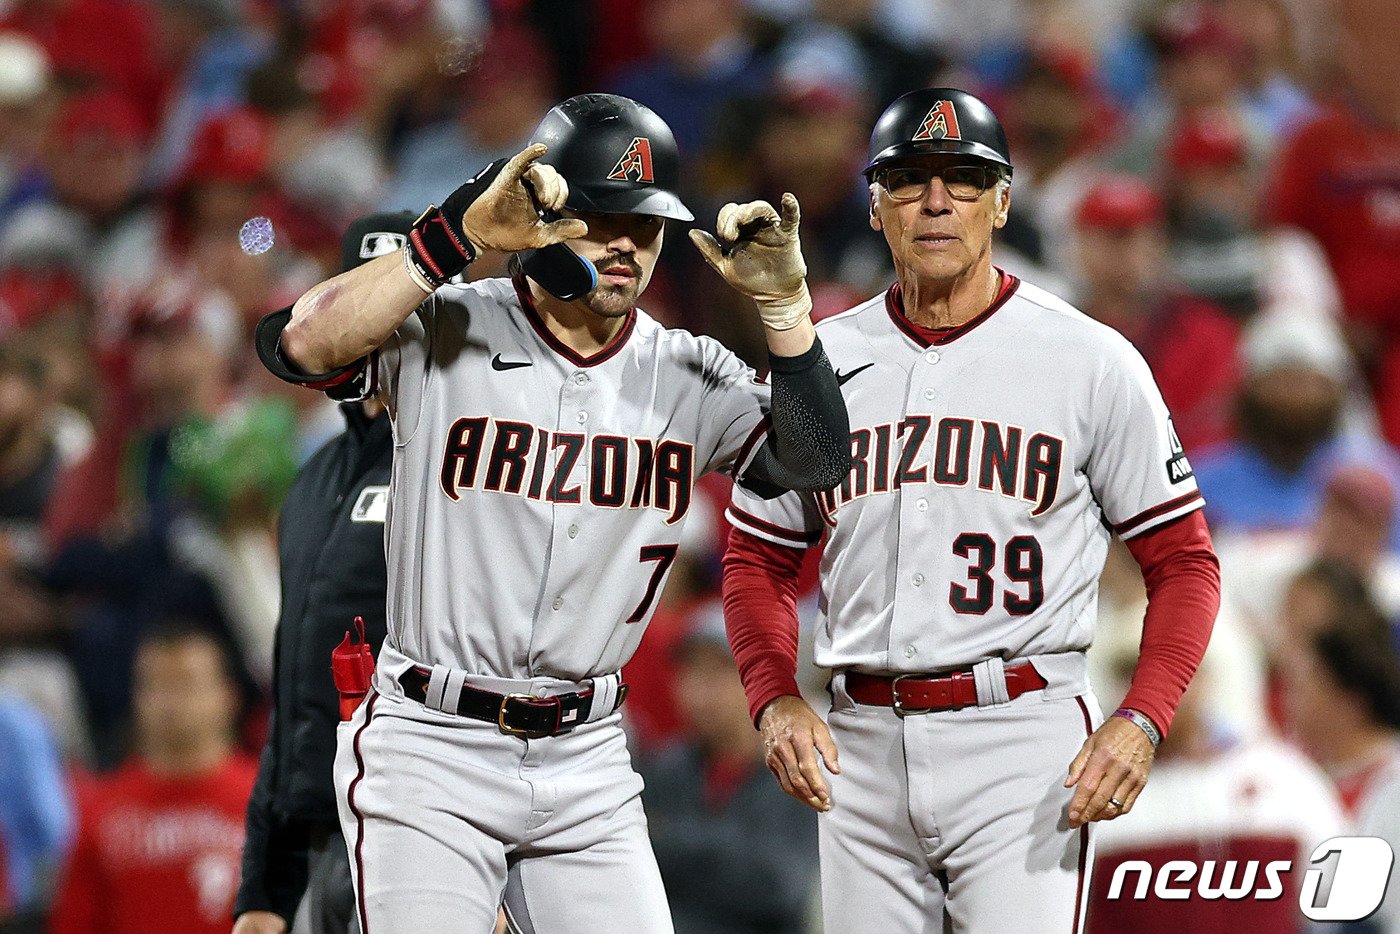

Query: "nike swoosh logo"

xmin=491 ymin=354 xmax=533 ymax=371
xmin=835 ymin=363 xmax=874 ymax=386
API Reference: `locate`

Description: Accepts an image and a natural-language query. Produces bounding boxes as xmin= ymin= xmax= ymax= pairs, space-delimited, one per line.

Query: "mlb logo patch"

xmin=359 ymin=232 xmax=407 ymax=259
xmin=912 ymin=101 xmax=962 ymax=142
xmin=351 ymin=486 xmax=390 ymax=522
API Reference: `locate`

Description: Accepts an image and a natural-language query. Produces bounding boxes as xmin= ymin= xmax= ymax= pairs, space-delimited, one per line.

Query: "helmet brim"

xmin=566 ymin=182 xmax=695 ymax=222
xmin=862 ymin=140 xmax=1014 ymax=180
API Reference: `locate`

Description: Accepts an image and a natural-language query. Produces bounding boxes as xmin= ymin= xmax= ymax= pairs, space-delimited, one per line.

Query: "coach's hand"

xmin=455 ymin=144 xmax=588 ymax=254
xmin=690 ymin=193 xmax=813 ymax=331
xmin=232 ymin=910 xmax=287 ymax=934
xmin=758 ymin=694 xmax=840 ymax=812
xmin=1064 ymin=716 xmax=1155 ymax=827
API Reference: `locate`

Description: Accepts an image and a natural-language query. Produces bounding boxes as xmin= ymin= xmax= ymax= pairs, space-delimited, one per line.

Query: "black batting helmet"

xmin=863 ymin=88 xmax=1013 ymax=181
xmin=532 ymin=93 xmax=694 ymax=222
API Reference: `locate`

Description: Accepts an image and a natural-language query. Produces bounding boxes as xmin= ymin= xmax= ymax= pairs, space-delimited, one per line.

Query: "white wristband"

xmin=756 ymin=282 xmax=813 ymax=331
xmin=402 ymin=243 xmax=437 ymax=295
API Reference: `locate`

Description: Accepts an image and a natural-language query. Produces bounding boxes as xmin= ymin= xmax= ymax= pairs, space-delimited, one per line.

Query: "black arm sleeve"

xmin=739 ymin=336 xmax=851 ymax=498
xmin=254 ymin=307 xmax=373 ymax=402
xmin=233 ymin=718 xmax=311 ymax=921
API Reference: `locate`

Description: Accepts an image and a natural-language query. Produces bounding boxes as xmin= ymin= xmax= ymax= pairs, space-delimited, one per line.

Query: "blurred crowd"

xmin=0 ymin=0 xmax=1398 ymax=931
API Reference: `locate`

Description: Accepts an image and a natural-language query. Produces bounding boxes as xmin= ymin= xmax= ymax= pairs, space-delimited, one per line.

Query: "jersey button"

xmin=552 ymin=597 xmax=564 ymax=611
xmin=904 ymin=645 xmax=916 ymax=658
xmin=567 ymin=524 xmax=579 ymax=539
xmin=915 ymin=498 xmax=928 ymax=512
xmin=576 ymin=411 xmax=588 ymax=424
xmin=912 ymin=572 xmax=925 ymax=586
xmin=574 ymin=373 xmax=589 ymax=385
xmin=923 ymin=388 xmax=936 ymax=401
xmin=924 ymin=350 xmax=940 ymax=365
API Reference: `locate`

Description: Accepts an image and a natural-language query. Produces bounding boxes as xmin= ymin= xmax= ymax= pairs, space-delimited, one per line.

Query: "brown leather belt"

xmin=846 ymin=662 xmax=1046 ymax=715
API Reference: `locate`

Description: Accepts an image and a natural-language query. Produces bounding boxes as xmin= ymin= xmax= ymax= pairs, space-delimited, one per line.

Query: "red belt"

xmin=846 ymin=662 xmax=1047 ymax=714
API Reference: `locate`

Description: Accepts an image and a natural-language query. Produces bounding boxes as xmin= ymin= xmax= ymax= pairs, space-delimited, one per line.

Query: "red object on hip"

xmin=331 ymin=616 xmax=377 ymax=720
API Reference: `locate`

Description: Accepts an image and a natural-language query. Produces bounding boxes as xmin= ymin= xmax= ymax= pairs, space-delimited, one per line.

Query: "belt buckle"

xmin=497 ymin=693 xmax=552 ymax=739
xmin=891 ymin=674 xmax=932 ymax=718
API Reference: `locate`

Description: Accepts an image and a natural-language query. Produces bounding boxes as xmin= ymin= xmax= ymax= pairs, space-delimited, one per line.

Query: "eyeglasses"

xmin=875 ymin=164 xmax=1003 ymax=202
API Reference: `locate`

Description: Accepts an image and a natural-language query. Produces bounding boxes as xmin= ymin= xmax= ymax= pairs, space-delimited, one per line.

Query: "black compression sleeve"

xmin=739 ymin=336 xmax=851 ymax=497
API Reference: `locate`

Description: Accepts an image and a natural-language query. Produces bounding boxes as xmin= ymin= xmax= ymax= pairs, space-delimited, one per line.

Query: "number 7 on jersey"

xmin=626 ymin=544 xmax=679 ymax=623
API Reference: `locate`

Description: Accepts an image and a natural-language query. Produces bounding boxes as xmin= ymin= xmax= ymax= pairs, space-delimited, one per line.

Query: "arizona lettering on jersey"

xmin=817 ymin=415 xmax=1063 ymax=520
xmin=438 ymin=417 xmax=694 ymax=522
xmin=366 ymin=276 xmax=769 ymax=681
xmin=728 ymin=274 xmax=1203 ymax=676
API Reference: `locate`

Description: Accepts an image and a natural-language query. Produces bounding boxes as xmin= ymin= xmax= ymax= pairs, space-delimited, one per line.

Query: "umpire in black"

xmin=233 ymin=213 xmax=412 ymax=934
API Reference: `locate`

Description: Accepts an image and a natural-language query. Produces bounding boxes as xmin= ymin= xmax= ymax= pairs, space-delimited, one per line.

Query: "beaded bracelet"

xmin=1113 ymin=707 xmax=1162 ymax=748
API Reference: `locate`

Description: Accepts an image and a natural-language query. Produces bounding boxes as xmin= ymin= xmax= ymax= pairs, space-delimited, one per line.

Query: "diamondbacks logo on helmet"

xmin=912 ymin=101 xmax=962 ymax=142
xmin=607 ymin=137 xmax=655 ymax=183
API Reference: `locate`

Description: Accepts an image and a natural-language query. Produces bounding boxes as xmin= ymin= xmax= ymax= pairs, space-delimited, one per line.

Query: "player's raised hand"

xmin=758 ymin=694 xmax=841 ymax=812
xmin=452 ymin=144 xmax=589 ymax=254
xmin=690 ymin=193 xmax=813 ymax=331
xmin=1063 ymin=716 xmax=1155 ymax=827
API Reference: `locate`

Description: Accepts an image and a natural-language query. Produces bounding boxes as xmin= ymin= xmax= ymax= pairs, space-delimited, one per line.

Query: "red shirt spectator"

xmin=1270 ymin=105 xmax=1400 ymax=330
xmin=1073 ymin=176 xmax=1241 ymax=451
xmin=0 ymin=0 xmax=162 ymax=132
xmin=50 ymin=756 xmax=257 ymax=934
xmin=1269 ymin=104 xmax=1400 ymax=440
xmin=50 ymin=621 xmax=255 ymax=934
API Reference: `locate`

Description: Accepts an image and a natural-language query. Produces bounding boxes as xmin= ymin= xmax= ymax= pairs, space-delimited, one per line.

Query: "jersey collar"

xmin=885 ymin=270 xmax=1020 ymax=348
xmin=511 ymin=273 xmax=638 ymax=368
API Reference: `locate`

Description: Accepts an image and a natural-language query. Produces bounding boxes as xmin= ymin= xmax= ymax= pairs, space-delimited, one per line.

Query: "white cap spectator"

xmin=0 ymin=33 xmax=48 ymax=106
xmin=1241 ymin=311 xmax=1353 ymax=381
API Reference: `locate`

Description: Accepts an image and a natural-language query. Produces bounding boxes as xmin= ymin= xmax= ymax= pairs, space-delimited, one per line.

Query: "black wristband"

xmin=405 ymin=157 xmax=510 ymax=289
xmin=406 ymin=205 xmax=475 ymax=289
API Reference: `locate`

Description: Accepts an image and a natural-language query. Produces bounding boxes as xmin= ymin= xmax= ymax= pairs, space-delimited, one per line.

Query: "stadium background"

xmin=0 ymin=0 xmax=1398 ymax=931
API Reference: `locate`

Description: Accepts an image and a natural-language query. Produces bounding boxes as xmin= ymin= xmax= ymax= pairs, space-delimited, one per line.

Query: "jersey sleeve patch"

xmin=1165 ymin=418 xmax=1194 ymax=485
xmin=725 ymin=504 xmax=820 ymax=549
xmin=1113 ymin=490 xmax=1205 ymax=539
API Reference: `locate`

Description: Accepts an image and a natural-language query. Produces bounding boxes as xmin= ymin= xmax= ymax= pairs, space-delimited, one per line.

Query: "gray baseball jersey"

xmin=368 ymin=275 xmax=769 ymax=681
xmin=726 ymin=273 xmax=1204 ymax=934
xmin=728 ymin=274 xmax=1203 ymax=678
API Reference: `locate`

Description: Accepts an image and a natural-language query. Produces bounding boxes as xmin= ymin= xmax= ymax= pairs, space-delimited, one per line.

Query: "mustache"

xmin=592 ymin=254 xmax=642 ymax=277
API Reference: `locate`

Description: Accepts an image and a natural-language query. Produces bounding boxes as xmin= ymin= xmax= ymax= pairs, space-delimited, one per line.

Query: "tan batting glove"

xmin=460 ymin=143 xmax=588 ymax=254
xmin=689 ymin=192 xmax=813 ymax=331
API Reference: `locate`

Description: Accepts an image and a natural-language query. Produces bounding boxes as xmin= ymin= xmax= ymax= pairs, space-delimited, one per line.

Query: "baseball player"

xmin=722 ymin=87 xmax=1223 ymax=933
xmin=262 ymin=93 xmax=850 ymax=932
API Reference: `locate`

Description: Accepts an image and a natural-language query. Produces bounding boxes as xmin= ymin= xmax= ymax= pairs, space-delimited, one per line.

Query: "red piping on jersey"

xmin=1113 ymin=490 xmax=1203 ymax=537
xmin=347 ymin=691 xmax=379 ymax=934
xmin=1073 ymin=696 xmax=1094 ymax=934
xmin=511 ymin=273 xmax=637 ymax=368
xmin=885 ymin=271 xmax=1020 ymax=348
xmin=727 ymin=505 xmax=821 ymax=545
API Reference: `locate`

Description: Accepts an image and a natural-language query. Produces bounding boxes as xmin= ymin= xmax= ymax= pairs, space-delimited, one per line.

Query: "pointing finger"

xmin=502 ymin=143 xmax=549 ymax=181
